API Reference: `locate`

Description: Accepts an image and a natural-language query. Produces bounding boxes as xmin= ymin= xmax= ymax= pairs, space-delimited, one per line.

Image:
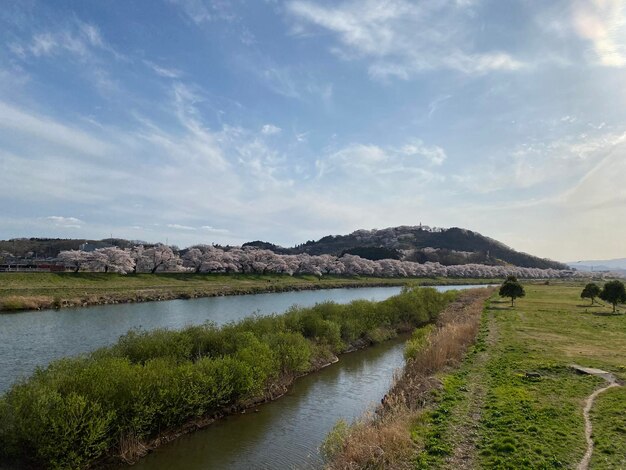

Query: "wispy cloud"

xmin=167 ymin=223 xmax=196 ymax=230
xmin=0 ymin=101 xmax=109 ymax=156
xmin=45 ymin=216 xmax=84 ymax=228
xmin=317 ymin=140 xmax=446 ymax=190
xmin=144 ymin=60 xmax=183 ymax=78
xmin=251 ymin=62 xmax=333 ymax=104
xmin=10 ymin=20 xmax=105 ymax=59
xmin=286 ymin=0 xmax=524 ymax=78
xmin=261 ymin=124 xmax=282 ymax=135
xmin=571 ymin=0 xmax=626 ymax=67
xmin=167 ymin=0 xmax=237 ymax=24
xmin=201 ymin=225 xmax=229 ymax=233
xmin=455 ymin=127 xmax=626 ymax=194
xmin=428 ymin=94 xmax=452 ymax=119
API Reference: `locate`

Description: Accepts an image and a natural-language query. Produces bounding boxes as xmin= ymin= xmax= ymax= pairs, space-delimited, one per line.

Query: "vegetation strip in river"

xmin=322 ymin=287 xmax=493 ymax=469
xmin=0 ymin=285 xmax=456 ymax=469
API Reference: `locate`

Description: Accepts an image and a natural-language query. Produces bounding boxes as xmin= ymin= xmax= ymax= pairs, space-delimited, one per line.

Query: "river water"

xmin=1 ymin=284 xmax=487 ymax=469
xmin=133 ymin=337 xmax=406 ymax=470
xmin=1 ymin=286 xmax=406 ymax=392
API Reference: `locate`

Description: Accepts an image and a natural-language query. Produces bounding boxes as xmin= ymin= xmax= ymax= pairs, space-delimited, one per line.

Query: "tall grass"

xmin=0 ymin=286 xmax=454 ymax=469
xmin=323 ymin=288 xmax=492 ymax=470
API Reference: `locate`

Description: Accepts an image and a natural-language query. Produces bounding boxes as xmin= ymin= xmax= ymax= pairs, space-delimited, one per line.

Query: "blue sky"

xmin=1 ymin=0 xmax=625 ymax=261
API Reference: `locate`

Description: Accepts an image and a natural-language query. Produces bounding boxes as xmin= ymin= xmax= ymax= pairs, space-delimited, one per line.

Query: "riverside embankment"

xmin=0 ymin=285 xmax=469 ymax=469
xmin=0 ymin=272 xmax=498 ymax=312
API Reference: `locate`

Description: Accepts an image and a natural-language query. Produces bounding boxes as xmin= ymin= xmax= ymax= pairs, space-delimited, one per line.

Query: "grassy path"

xmin=444 ymin=309 xmax=499 ymax=469
xmin=571 ymin=366 xmax=622 ymax=470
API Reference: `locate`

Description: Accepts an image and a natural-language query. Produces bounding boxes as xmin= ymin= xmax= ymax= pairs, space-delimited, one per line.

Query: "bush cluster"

xmin=0 ymin=286 xmax=454 ymax=469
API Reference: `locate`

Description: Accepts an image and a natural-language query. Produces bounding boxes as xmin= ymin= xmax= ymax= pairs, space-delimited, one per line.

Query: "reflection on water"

xmin=132 ymin=337 xmax=407 ymax=470
xmin=0 ymin=287 xmax=402 ymax=392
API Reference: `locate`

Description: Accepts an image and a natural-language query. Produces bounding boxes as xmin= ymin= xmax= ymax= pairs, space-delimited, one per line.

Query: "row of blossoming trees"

xmin=56 ymin=244 xmax=576 ymax=279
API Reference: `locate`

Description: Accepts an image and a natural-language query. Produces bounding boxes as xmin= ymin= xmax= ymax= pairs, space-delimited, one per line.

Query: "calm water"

xmin=0 ymin=285 xmax=484 ymax=393
xmin=0 ymin=286 xmax=403 ymax=392
xmin=132 ymin=337 xmax=407 ymax=470
xmin=1 ymin=284 xmax=487 ymax=469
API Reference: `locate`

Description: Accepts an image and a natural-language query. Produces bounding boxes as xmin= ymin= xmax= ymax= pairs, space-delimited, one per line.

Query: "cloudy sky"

xmin=1 ymin=0 xmax=625 ymax=261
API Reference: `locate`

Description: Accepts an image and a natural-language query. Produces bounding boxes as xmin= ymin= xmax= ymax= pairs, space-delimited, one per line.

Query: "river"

xmin=1 ymin=284 xmax=488 ymax=469
xmin=132 ymin=336 xmax=407 ymax=470
xmin=1 ymin=286 xmax=408 ymax=392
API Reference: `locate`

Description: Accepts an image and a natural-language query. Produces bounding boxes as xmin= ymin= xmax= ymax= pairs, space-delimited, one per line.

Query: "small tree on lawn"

xmin=599 ymin=280 xmax=626 ymax=313
xmin=499 ymin=279 xmax=525 ymax=306
xmin=581 ymin=282 xmax=601 ymax=305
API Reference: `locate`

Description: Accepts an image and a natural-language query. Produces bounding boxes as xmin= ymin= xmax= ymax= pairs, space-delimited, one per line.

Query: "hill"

xmin=279 ymin=225 xmax=567 ymax=270
xmin=0 ymin=238 xmax=141 ymax=259
xmin=0 ymin=226 xmax=568 ymax=270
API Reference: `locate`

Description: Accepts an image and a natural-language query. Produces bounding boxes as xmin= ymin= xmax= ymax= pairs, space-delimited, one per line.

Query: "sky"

xmin=1 ymin=0 xmax=625 ymax=262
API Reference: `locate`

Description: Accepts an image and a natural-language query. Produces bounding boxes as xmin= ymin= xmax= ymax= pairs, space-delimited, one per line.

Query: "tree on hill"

xmin=581 ymin=283 xmax=601 ymax=305
xmin=599 ymin=280 xmax=626 ymax=313
xmin=499 ymin=278 xmax=525 ymax=306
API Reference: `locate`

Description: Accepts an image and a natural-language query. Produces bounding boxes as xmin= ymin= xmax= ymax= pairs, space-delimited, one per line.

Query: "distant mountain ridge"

xmin=567 ymin=258 xmax=626 ymax=274
xmin=245 ymin=225 xmax=568 ymax=270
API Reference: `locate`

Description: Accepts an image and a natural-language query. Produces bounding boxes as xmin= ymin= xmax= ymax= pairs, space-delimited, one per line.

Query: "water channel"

xmin=1 ymin=284 xmax=488 ymax=469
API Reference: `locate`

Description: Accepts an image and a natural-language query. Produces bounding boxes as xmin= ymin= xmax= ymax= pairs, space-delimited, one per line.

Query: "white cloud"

xmin=0 ymin=101 xmax=109 ymax=156
xmin=167 ymin=224 xmax=197 ymax=230
xmin=317 ymin=140 xmax=446 ymax=193
xmin=287 ymin=0 xmax=524 ymax=78
xmin=455 ymin=128 xmax=626 ymax=193
xmin=144 ymin=60 xmax=183 ymax=78
xmin=571 ymin=0 xmax=626 ymax=67
xmin=168 ymin=0 xmax=237 ymax=24
xmin=168 ymin=0 xmax=212 ymax=23
xmin=45 ymin=216 xmax=84 ymax=228
xmin=261 ymin=124 xmax=282 ymax=135
xmin=12 ymin=21 xmax=105 ymax=59
xmin=201 ymin=225 xmax=229 ymax=233
xmin=396 ymin=139 xmax=447 ymax=165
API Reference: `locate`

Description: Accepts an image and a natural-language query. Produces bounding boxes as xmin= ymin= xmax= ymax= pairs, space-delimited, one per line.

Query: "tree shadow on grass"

xmin=592 ymin=310 xmax=623 ymax=317
xmin=487 ymin=305 xmax=512 ymax=311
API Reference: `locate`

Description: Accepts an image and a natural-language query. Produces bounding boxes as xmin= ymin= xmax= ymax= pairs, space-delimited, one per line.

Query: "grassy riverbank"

xmin=0 ymin=272 xmax=497 ymax=312
xmin=0 ymin=286 xmax=456 ymax=469
xmin=325 ymin=282 xmax=626 ymax=469
xmin=415 ymin=283 xmax=626 ymax=469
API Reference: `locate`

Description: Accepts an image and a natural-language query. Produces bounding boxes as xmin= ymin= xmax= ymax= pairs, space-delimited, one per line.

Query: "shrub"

xmin=0 ymin=286 xmax=455 ymax=468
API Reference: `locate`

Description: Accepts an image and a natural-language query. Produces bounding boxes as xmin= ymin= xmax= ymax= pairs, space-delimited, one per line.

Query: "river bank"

xmin=0 ymin=286 xmax=457 ymax=469
xmin=326 ymin=282 xmax=626 ymax=469
xmin=323 ymin=287 xmax=493 ymax=469
xmin=0 ymin=272 xmax=499 ymax=312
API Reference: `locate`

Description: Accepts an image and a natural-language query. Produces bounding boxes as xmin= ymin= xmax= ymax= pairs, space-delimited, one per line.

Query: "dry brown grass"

xmin=0 ymin=295 xmax=55 ymax=311
xmin=324 ymin=407 xmax=419 ymax=470
xmin=325 ymin=288 xmax=493 ymax=470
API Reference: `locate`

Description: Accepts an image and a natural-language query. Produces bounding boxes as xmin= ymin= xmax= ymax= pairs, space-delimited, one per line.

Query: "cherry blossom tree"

xmin=91 ymin=247 xmax=135 ymax=274
xmin=57 ymin=250 xmax=89 ymax=273
xmin=136 ymin=244 xmax=182 ymax=273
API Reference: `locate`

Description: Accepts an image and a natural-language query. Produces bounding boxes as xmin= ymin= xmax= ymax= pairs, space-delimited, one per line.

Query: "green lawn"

xmin=0 ymin=272 xmax=497 ymax=311
xmin=413 ymin=283 xmax=626 ymax=469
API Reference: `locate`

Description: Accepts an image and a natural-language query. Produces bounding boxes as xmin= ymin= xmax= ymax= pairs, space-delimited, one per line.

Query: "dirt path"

xmin=444 ymin=308 xmax=499 ymax=469
xmin=571 ymin=365 xmax=622 ymax=470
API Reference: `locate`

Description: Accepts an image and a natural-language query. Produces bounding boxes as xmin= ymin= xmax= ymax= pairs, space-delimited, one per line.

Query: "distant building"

xmin=79 ymin=242 xmax=113 ymax=252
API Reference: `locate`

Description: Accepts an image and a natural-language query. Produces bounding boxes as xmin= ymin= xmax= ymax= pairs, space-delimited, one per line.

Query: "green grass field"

xmin=414 ymin=282 xmax=626 ymax=469
xmin=0 ymin=272 xmax=497 ymax=312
